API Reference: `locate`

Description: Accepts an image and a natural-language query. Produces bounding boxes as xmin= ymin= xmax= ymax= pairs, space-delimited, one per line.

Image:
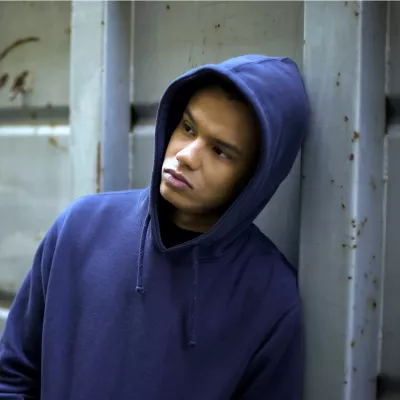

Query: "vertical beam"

xmin=300 ymin=2 xmax=386 ymax=400
xmin=102 ymin=0 xmax=131 ymax=192
xmin=69 ymin=0 xmax=105 ymax=197
xmin=69 ymin=0 xmax=130 ymax=198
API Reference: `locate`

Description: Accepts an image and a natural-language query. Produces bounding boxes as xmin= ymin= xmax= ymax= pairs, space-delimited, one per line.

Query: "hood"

xmin=149 ymin=55 xmax=309 ymax=251
xmin=135 ymin=55 xmax=309 ymax=347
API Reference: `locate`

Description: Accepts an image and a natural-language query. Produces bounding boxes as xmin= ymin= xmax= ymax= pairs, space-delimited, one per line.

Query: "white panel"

xmin=0 ymin=127 xmax=71 ymax=294
xmin=0 ymin=1 xmax=71 ymax=108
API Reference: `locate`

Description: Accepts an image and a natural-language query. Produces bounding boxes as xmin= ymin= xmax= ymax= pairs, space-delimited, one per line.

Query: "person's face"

xmin=160 ymin=86 xmax=258 ymax=216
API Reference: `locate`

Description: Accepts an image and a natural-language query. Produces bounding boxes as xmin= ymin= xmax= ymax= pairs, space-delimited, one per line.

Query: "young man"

xmin=0 ymin=55 xmax=309 ymax=399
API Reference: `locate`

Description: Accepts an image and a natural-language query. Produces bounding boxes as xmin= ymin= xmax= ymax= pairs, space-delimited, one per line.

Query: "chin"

xmin=159 ymin=181 xmax=181 ymax=208
xmin=159 ymin=182 xmax=200 ymax=214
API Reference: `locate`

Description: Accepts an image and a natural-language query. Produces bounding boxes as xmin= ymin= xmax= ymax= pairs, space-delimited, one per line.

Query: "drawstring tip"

xmin=136 ymin=286 xmax=145 ymax=295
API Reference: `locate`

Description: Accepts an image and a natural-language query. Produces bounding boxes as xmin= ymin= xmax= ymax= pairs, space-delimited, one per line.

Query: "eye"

xmin=182 ymin=120 xmax=195 ymax=136
xmin=213 ymin=146 xmax=230 ymax=159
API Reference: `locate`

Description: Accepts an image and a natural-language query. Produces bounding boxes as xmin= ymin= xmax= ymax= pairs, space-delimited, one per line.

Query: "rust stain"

xmin=351 ymin=218 xmax=356 ymax=228
xmin=336 ymin=72 xmax=341 ymax=86
xmin=48 ymin=136 xmax=68 ymax=152
xmin=96 ymin=141 xmax=101 ymax=193
xmin=354 ymin=10 xmax=359 ymax=17
xmin=349 ymin=153 xmax=354 ymax=161
xmin=348 ymin=276 xmax=353 ymax=280
xmin=370 ymin=177 xmax=377 ymax=192
xmin=368 ymin=298 xmax=377 ymax=310
xmin=0 ymin=73 xmax=9 ymax=89
xmin=341 ymin=202 xmax=346 ymax=209
xmin=0 ymin=37 xmax=40 ymax=64
xmin=166 ymin=4 xmax=170 ymax=10
xmin=344 ymin=116 xmax=349 ymax=122
xmin=214 ymin=24 xmax=221 ymax=29
xmin=352 ymin=131 xmax=360 ymax=142
xmin=351 ymin=340 xmax=356 ymax=348
xmin=357 ymin=229 xmax=361 ymax=236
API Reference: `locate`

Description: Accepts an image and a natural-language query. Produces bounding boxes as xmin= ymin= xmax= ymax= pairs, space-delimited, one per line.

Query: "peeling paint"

xmin=0 ymin=73 xmax=9 ymax=89
xmin=48 ymin=136 xmax=68 ymax=152
xmin=9 ymin=70 xmax=29 ymax=100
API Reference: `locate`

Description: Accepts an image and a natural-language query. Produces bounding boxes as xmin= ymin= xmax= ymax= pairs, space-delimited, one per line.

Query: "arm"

xmin=234 ymin=305 xmax=304 ymax=400
xmin=0 ymin=221 xmax=58 ymax=399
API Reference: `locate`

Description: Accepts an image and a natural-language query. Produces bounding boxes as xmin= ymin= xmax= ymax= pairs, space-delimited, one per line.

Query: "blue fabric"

xmin=0 ymin=55 xmax=309 ymax=399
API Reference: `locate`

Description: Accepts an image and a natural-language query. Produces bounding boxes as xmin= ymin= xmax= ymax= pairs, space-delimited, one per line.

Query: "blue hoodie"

xmin=0 ymin=55 xmax=309 ymax=399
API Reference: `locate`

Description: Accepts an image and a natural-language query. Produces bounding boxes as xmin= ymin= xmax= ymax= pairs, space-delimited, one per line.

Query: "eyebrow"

xmin=183 ymin=107 xmax=243 ymax=156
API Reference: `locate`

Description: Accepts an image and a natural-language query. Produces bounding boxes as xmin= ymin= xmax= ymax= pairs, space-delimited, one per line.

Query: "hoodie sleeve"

xmin=0 ymin=220 xmax=59 ymax=399
xmin=234 ymin=305 xmax=304 ymax=400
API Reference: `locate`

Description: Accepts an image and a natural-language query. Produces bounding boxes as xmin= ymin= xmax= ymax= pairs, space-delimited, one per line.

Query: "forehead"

xmin=187 ymin=86 xmax=258 ymax=147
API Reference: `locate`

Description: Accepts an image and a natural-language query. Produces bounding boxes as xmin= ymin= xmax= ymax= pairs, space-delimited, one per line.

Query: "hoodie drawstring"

xmin=188 ymin=246 xmax=199 ymax=347
xmin=136 ymin=213 xmax=150 ymax=295
xmin=136 ymin=213 xmax=199 ymax=348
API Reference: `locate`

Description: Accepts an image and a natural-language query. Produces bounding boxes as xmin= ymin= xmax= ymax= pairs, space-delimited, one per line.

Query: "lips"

xmin=164 ymin=168 xmax=193 ymax=189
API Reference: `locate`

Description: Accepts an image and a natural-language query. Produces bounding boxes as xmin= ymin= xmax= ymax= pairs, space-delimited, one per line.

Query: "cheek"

xmin=164 ymin=136 xmax=181 ymax=159
xmin=203 ymin=164 xmax=238 ymax=190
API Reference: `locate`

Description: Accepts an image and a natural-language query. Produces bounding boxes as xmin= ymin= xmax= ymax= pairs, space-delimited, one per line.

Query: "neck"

xmin=169 ymin=205 xmax=220 ymax=233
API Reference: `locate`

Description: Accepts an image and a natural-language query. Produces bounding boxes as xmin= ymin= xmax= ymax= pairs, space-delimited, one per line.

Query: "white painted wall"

xmin=0 ymin=2 xmax=71 ymax=295
xmin=0 ymin=1 xmax=71 ymax=108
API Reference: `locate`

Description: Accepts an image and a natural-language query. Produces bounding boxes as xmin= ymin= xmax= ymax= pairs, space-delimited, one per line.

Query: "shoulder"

xmin=54 ymin=188 xmax=149 ymax=242
xmin=65 ymin=188 xmax=148 ymax=221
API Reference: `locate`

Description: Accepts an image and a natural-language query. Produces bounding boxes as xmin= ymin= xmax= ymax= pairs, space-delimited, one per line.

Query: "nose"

xmin=176 ymin=139 xmax=202 ymax=170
